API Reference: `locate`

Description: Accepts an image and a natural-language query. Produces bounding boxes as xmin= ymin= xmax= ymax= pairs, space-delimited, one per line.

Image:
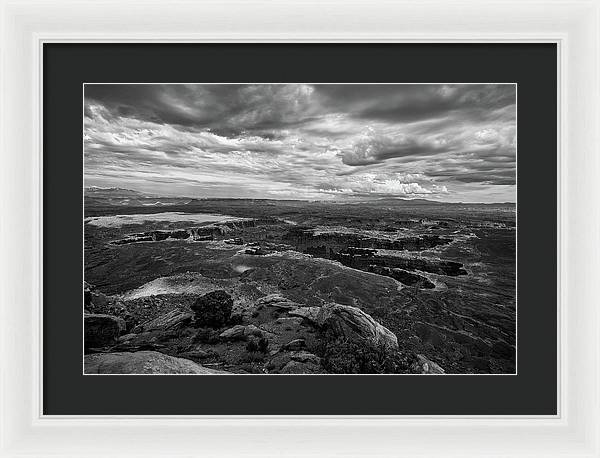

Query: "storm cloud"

xmin=84 ymin=83 xmax=516 ymax=202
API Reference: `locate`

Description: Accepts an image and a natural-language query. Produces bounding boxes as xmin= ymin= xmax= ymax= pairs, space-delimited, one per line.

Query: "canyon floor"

xmin=84 ymin=194 xmax=516 ymax=374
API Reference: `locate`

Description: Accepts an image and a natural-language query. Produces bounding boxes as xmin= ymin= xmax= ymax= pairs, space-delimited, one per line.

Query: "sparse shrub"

xmin=240 ymin=350 xmax=266 ymax=364
xmin=257 ymin=337 xmax=269 ymax=353
xmin=246 ymin=339 xmax=259 ymax=353
xmin=319 ymin=338 xmax=416 ymax=374
xmin=239 ymin=362 xmax=264 ymax=373
xmin=245 ymin=336 xmax=269 ymax=354
xmin=193 ymin=327 xmax=220 ymax=344
xmin=191 ymin=290 xmax=233 ymax=327
xmin=228 ymin=314 xmax=243 ymax=325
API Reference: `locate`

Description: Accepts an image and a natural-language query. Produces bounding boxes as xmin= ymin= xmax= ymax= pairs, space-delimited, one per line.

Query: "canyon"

xmin=84 ymin=192 xmax=516 ymax=374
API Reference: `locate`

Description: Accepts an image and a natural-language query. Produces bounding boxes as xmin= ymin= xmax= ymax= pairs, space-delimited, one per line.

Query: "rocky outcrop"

xmin=336 ymin=249 xmax=467 ymax=277
xmin=288 ymin=304 xmax=399 ymax=349
xmin=239 ymin=293 xmax=304 ymax=321
xmin=219 ymin=324 xmax=270 ymax=341
xmin=289 ymin=350 xmax=321 ymax=365
xmin=285 ymin=227 xmax=452 ymax=254
xmin=288 ymin=303 xmax=399 ymax=350
xmin=280 ymin=360 xmax=321 ymax=374
xmin=84 ymin=313 xmax=126 ymax=350
xmin=411 ymin=354 xmax=445 ymax=374
xmin=111 ymin=220 xmax=261 ymax=245
xmin=191 ymin=290 xmax=233 ymax=327
xmin=365 ymin=265 xmax=435 ymax=289
xmin=316 ymin=303 xmax=399 ymax=350
xmin=84 ymin=282 xmax=133 ymax=327
xmin=289 ymin=306 xmax=321 ymax=322
xmin=255 ymin=294 xmax=300 ymax=310
xmin=274 ymin=317 xmax=304 ymax=327
xmin=281 ymin=338 xmax=306 ymax=351
xmin=84 ymin=351 xmax=228 ymax=374
xmin=131 ymin=309 xmax=193 ymax=333
xmin=267 ymin=350 xmax=322 ymax=374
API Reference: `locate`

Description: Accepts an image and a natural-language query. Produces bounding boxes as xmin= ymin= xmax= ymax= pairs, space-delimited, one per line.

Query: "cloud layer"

xmin=84 ymin=84 xmax=516 ymax=202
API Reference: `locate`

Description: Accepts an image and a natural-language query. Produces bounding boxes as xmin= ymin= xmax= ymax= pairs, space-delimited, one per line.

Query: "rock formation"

xmin=288 ymin=303 xmax=399 ymax=350
xmin=84 ymin=351 xmax=229 ymax=374
xmin=131 ymin=309 xmax=193 ymax=333
xmin=84 ymin=313 xmax=126 ymax=350
xmin=316 ymin=303 xmax=399 ymax=350
xmin=191 ymin=290 xmax=233 ymax=327
xmin=411 ymin=354 xmax=445 ymax=374
xmin=219 ymin=324 xmax=270 ymax=341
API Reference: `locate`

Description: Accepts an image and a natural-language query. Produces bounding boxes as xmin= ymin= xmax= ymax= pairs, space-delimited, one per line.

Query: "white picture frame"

xmin=1 ymin=0 xmax=598 ymax=456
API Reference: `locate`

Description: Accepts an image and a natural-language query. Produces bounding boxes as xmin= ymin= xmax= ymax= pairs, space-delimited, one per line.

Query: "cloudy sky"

xmin=84 ymin=84 xmax=516 ymax=202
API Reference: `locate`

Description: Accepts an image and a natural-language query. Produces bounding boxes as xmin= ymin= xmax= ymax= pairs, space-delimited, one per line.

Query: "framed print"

xmin=1 ymin=1 xmax=599 ymax=457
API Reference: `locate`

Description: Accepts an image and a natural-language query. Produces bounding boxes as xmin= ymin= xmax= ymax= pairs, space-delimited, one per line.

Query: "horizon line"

xmin=84 ymin=187 xmax=515 ymax=205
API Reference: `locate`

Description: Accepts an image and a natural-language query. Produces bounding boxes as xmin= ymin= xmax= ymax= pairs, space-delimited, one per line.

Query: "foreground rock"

xmin=411 ymin=354 xmax=445 ymax=374
xmin=280 ymin=360 xmax=321 ymax=374
xmin=290 ymin=303 xmax=399 ymax=350
xmin=267 ymin=350 xmax=323 ymax=374
xmin=84 ymin=313 xmax=126 ymax=350
xmin=282 ymin=338 xmax=306 ymax=351
xmin=191 ymin=290 xmax=233 ymax=327
xmin=255 ymin=294 xmax=300 ymax=310
xmin=84 ymin=351 xmax=229 ymax=374
xmin=131 ymin=309 xmax=193 ymax=333
xmin=219 ymin=324 xmax=270 ymax=341
xmin=289 ymin=307 xmax=320 ymax=322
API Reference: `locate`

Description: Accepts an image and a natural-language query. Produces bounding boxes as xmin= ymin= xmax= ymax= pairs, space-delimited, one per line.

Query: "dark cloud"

xmin=84 ymin=83 xmax=516 ymax=202
xmin=85 ymin=84 xmax=318 ymax=132
xmin=314 ymin=84 xmax=515 ymax=123
xmin=340 ymin=130 xmax=452 ymax=166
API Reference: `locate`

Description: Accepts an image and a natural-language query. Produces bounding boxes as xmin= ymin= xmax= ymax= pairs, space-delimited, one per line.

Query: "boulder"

xmin=89 ymin=291 xmax=110 ymax=308
xmin=289 ymin=350 xmax=321 ymax=365
xmin=219 ymin=324 xmax=269 ymax=341
xmin=131 ymin=309 xmax=193 ymax=333
xmin=84 ymin=351 xmax=228 ymax=374
xmin=282 ymin=338 xmax=306 ymax=351
xmin=266 ymin=352 xmax=292 ymax=371
xmin=280 ymin=360 xmax=321 ymax=374
xmin=289 ymin=306 xmax=321 ymax=323
xmin=274 ymin=317 xmax=304 ymax=327
xmin=411 ymin=354 xmax=445 ymax=374
xmin=191 ymin=290 xmax=233 ymax=327
xmin=223 ymin=237 xmax=244 ymax=245
xmin=117 ymin=333 xmax=137 ymax=343
xmin=255 ymin=294 xmax=300 ymax=309
xmin=266 ymin=350 xmax=322 ymax=373
xmin=317 ymin=303 xmax=399 ymax=350
xmin=84 ymin=313 xmax=126 ymax=349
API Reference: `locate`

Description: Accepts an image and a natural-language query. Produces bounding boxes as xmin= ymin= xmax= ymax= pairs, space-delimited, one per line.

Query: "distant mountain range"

xmin=84 ymin=187 xmax=192 ymax=207
xmin=84 ymin=187 xmax=515 ymax=207
xmin=364 ymin=197 xmax=515 ymax=207
xmin=85 ymin=186 xmax=151 ymax=199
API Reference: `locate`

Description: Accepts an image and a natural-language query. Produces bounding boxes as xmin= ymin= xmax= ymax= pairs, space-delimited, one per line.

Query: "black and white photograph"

xmin=83 ymin=83 xmax=516 ymax=375
xmin=8 ymin=0 xmax=600 ymax=449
